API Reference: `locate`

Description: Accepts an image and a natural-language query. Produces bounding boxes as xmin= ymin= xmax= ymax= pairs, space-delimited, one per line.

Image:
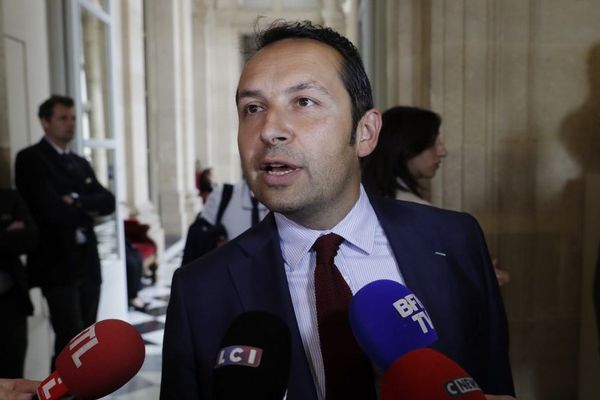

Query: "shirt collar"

xmin=44 ymin=137 xmax=70 ymax=155
xmin=275 ymin=185 xmax=378 ymax=270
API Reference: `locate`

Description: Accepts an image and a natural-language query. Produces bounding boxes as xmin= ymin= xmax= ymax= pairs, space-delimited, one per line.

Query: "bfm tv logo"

xmin=392 ymin=293 xmax=435 ymax=334
xmin=38 ymin=324 xmax=99 ymax=399
xmin=215 ymin=345 xmax=263 ymax=368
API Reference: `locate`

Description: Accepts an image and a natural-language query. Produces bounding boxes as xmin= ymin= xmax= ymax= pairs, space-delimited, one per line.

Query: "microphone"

xmin=212 ymin=310 xmax=291 ymax=400
xmin=381 ymin=348 xmax=486 ymax=399
xmin=349 ymin=279 xmax=438 ymax=371
xmin=36 ymin=319 xmax=145 ymax=400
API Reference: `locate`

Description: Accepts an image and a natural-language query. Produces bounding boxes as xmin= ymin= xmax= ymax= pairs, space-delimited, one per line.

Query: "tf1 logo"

xmin=215 ymin=345 xmax=263 ymax=368
xmin=393 ymin=293 xmax=435 ymax=334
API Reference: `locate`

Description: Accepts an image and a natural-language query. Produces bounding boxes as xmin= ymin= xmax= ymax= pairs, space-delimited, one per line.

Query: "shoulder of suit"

xmin=372 ymin=196 xmax=475 ymax=224
xmin=16 ymin=142 xmax=40 ymax=156
xmin=15 ymin=142 xmax=48 ymax=165
xmin=177 ymin=237 xmax=243 ymax=279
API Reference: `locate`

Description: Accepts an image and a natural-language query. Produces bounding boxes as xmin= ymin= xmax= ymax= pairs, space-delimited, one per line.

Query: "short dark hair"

xmin=362 ymin=106 xmax=442 ymax=198
xmin=38 ymin=95 xmax=75 ymax=120
xmin=252 ymin=20 xmax=373 ymax=144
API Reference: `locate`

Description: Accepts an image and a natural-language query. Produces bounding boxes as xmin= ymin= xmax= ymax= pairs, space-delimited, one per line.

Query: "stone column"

xmin=118 ymin=0 xmax=165 ymax=253
xmin=145 ymin=0 xmax=197 ymax=239
xmin=0 ymin=0 xmax=9 ymax=186
xmin=192 ymin=0 xmax=210 ymax=185
xmin=196 ymin=5 xmax=243 ymax=183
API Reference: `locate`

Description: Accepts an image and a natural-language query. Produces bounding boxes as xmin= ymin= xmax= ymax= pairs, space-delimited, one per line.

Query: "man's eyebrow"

xmin=236 ymin=81 xmax=331 ymax=105
xmin=285 ymin=81 xmax=330 ymax=96
xmin=236 ymin=89 xmax=263 ymax=105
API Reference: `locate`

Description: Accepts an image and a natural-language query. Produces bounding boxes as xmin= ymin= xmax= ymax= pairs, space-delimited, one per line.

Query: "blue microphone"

xmin=349 ymin=279 xmax=438 ymax=371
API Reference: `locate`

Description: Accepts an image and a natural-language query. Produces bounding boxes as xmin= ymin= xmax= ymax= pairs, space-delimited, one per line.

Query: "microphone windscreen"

xmin=213 ymin=310 xmax=291 ymax=400
xmin=381 ymin=348 xmax=486 ymax=399
xmin=55 ymin=319 xmax=145 ymax=399
xmin=349 ymin=279 xmax=438 ymax=370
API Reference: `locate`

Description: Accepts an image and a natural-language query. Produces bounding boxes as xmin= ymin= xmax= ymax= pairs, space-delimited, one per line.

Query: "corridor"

xmin=103 ymin=241 xmax=184 ymax=399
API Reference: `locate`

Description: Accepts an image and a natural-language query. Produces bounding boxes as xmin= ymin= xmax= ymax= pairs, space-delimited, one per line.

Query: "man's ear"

xmin=355 ymin=108 xmax=382 ymax=158
xmin=40 ymin=118 xmax=49 ymax=132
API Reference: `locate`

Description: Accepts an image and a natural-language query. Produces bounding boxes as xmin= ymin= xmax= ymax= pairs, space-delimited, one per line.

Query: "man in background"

xmin=15 ymin=95 xmax=115 ymax=369
xmin=181 ymin=178 xmax=268 ymax=266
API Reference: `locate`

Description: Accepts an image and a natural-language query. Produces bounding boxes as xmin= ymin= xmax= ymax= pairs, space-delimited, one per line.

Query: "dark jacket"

xmin=14 ymin=139 xmax=115 ymax=287
xmin=161 ymin=197 xmax=514 ymax=399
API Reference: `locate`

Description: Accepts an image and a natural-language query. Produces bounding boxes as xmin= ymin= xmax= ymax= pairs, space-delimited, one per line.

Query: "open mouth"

xmin=261 ymin=162 xmax=299 ymax=176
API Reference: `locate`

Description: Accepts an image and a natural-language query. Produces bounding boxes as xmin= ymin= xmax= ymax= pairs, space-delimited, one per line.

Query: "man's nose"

xmin=260 ymin=109 xmax=291 ymax=146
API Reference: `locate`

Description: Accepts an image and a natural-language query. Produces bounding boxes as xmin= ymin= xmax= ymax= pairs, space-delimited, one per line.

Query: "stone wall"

xmin=374 ymin=1 xmax=600 ymax=398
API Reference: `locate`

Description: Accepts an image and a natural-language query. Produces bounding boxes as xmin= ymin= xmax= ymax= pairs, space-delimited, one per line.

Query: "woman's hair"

xmin=362 ymin=106 xmax=442 ymax=198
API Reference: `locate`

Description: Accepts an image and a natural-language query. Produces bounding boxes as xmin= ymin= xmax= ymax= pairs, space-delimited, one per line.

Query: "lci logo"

xmin=215 ymin=345 xmax=263 ymax=368
xmin=444 ymin=377 xmax=482 ymax=396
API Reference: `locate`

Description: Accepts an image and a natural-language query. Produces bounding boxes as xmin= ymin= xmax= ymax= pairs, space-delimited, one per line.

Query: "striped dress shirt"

xmin=274 ymin=186 xmax=405 ymax=400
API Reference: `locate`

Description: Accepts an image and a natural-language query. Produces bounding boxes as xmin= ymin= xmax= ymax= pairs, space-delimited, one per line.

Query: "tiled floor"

xmin=103 ymin=241 xmax=183 ymax=399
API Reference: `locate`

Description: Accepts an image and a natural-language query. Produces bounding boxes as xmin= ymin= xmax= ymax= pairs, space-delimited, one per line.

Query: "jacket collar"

xmin=369 ymin=196 xmax=450 ymax=320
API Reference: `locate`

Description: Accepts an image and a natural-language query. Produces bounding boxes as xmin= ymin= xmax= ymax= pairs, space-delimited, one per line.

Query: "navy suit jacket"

xmin=161 ymin=197 xmax=515 ymax=399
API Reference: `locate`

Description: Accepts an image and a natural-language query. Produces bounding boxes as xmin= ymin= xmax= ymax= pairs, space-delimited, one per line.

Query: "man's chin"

xmin=261 ymin=199 xmax=297 ymax=215
xmin=259 ymin=194 xmax=303 ymax=216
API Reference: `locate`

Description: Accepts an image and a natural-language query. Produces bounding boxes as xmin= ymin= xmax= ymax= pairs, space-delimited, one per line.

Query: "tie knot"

xmin=313 ymin=233 xmax=344 ymax=265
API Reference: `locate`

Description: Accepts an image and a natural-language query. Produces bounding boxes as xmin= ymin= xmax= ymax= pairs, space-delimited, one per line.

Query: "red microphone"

xmin=381 ymin=348 xmax=485 ymax=399
xmin=36 ymin=319 xmax=145 ymax=400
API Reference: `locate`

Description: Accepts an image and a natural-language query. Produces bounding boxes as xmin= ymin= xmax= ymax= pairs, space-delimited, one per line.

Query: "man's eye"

xmin=297 ymin=98 xmax=315 ymax=107
xmin=245 ymin=104 xmax=263 ymax=114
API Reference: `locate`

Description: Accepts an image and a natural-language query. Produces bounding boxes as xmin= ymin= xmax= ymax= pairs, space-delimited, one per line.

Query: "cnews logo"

xmin=215 ymin=345 xmax=263 ymax=368
xmin=445 ymin=377 xmax=482 ymax=396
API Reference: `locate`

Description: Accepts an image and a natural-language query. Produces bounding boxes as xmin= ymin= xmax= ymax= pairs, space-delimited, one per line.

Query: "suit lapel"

xmin=228 ymin=214 xmax=286 ymax=311
xmin=37 ymin=139 xmax=72 ymax=175
xmin=371 ymin=198 xmax=450 ymax=321
xmin=229 ymin=213 xmax=319 ymax=400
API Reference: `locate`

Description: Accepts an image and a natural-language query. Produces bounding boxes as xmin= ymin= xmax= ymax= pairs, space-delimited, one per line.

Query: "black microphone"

xmin=212 ymin=310 xmax=291 ymax=399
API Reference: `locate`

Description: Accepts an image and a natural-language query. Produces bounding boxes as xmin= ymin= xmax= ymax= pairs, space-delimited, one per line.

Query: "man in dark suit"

xmin=0 ymin=188 xmax=37 ymax=378
xmin=14 ymin=95 xmax=115 ymax=369
xmin=161 ymin=21 xmax=515 ymax=399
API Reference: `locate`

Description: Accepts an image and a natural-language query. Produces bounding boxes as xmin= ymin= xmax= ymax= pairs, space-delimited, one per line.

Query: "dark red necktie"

xmin=313 ymin=233 xmax=376 ymax=400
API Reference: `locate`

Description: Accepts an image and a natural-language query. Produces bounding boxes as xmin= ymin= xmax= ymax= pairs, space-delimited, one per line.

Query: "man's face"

xmin=237 ymin=38 xmax=365 ymax=229
xmin=41 ymin=104 xmax=76 ymax=148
